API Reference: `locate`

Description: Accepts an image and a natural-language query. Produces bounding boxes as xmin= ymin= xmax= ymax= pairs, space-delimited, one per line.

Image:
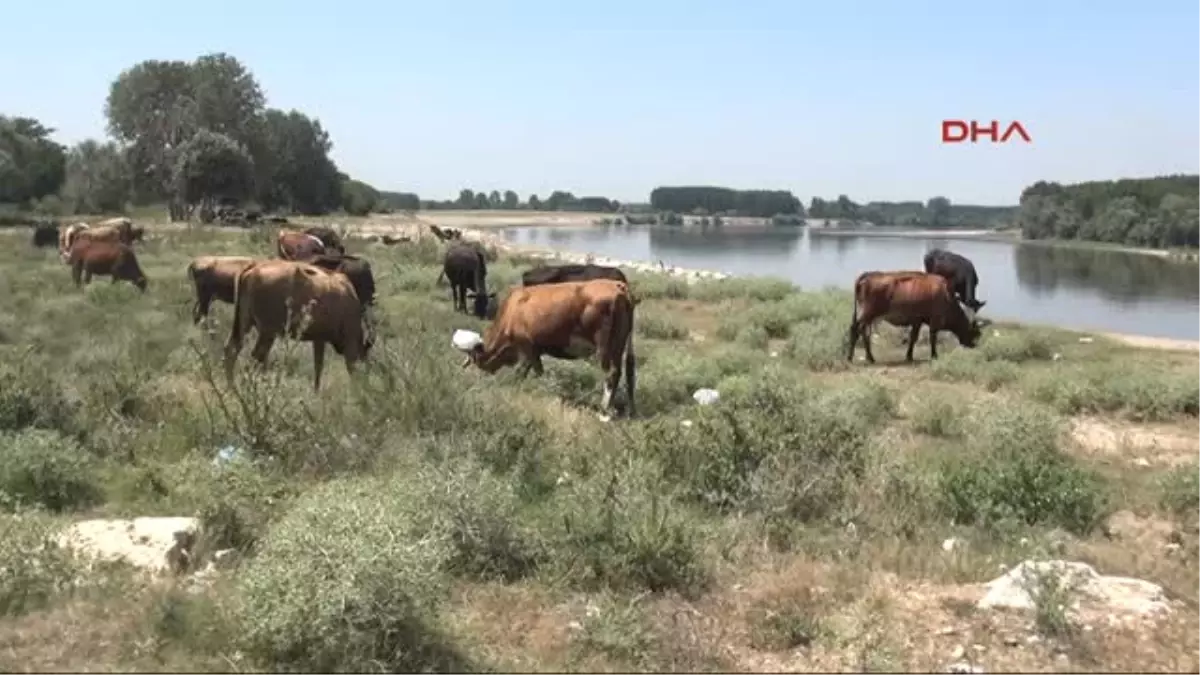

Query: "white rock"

xmin=451 ymin=329 xmax=483 ymax=352
xmin=58 ymin=517 xmax=200 ymax=575
xmin=1078 ymin=337 xmax=1094 ymax=344
xmin=1134 ymin=458 xmax=1151 ymax=467
xmin=942 ymin=537 xmax=961 ymax=552
xmin=947 ymin=662 xmax=983 ymax=674
xmin=977 ymin=560 xmax=1171 ymax=618
xmin=951 ymin=645 xmax=966 ymax=659
xmin=693 ymin=388 xmax=720 ymax=405
xmin=680 ymin=419 xmax=694 ymax=428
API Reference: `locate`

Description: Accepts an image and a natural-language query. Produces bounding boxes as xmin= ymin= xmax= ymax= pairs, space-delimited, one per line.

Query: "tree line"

xmin=1017 ymin=174 xmax=1199 ymax=249
xmin=809 ymin=195 xmax=1017 ymax=229
xmin=412 ymin=190 xmax=620 ymax=213
xmin=649 ymin=186 xmax=803 ymax=218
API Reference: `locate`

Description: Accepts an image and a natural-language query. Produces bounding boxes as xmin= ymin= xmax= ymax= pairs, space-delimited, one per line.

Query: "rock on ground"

xmin=57 ymin=517 xmax=200 ymax=575
xmin=977 ymin=560 xmax=1171 ymax=619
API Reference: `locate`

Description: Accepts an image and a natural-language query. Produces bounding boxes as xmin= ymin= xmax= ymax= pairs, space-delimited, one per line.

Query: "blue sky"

xmin=2 ymin=0 xmax=1196 ymax=205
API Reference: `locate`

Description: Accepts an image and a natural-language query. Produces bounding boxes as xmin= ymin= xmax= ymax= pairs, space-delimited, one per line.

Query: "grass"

xmin=0 ymin=218 xmax=1196 ymax=673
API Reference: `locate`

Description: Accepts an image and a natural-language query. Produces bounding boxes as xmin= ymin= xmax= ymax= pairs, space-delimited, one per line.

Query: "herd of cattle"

xmin=33 ymin=218 xmax=991 ymax=418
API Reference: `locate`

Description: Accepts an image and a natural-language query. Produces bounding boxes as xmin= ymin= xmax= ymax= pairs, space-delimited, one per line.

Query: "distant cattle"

xmin=303 ymin=226 xmax=346 ymax=255
xmin=923 ymin=248 xmax=985 ymax=312
xmin=276 ymin=230 xmax=328 ymax=261
xmin=187 ymin=255 xmax=259 ymax=324
xmin=442 ymin=242 xmax=494 ymax=318
xmin=847 ymin=270 xmax=986 ymax=363
xmin=521 ymin=263 xmax=628 ymax=287
xmin=307 ymin=253 xmax=377 ymax=308
xmin=223 ymin=260 xmax=374 ymax=391
xmin=429 ymin=224 xmax=463 ymax=242
xmin=461 ymin=279 xmax=637 ymax=417
xmin=68 ymin=239 xmax=148 ymax=292
xmin=381 ymin=234 xmax=410 ymax=245
xmin=32 ymin=223 xmax=59 ymax=248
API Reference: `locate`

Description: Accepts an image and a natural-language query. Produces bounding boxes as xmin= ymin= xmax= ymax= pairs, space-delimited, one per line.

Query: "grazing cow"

xmin=442 ymin=242 xmax=494 ymax=318
xmin=130 ymin=226 xmax=146 ymax=243
xmin=462 ymin=279 xmax=637 ymax=417
xmin=223 ymin=260 xmax=375 ymax=391
xmin=847 ymin=271 xmax=986 ymax=364
xmin=74 ymin=218 xmax=137 ymax=250
xmin=187 ymin=255 xmax=258 ymax=324
xmin=32 ymin=223 xmax=59 ymax=248
xmin=307 ymin=254 xmax=377 ymax=308
xmin=522 ymin=263 xmax=628 ymax=287
xmin=276 ymin=229 xmax=328 ymax=261
xmin=68 ymin=239 xmax=148 ymax=292
xmin=303 ymin=226 xmax=346 ymax=255
xmin=381 ymin=234 xmax=410 ymax=245
xmin=59 ymin=222 xmax=90 ymax=262
xmin=923 ymin=248 xmax=985 ymax=312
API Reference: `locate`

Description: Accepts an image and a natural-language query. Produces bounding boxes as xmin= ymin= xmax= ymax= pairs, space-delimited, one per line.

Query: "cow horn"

xmin=960 ymin=301 xmax=976 ymax=324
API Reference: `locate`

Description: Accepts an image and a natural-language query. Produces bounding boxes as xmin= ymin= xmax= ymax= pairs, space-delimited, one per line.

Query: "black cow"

xmin=31 ymin=223 xmax=59 ymax=248
xmin=442 ymin=242 xmax=494 ymax=318
xmin=308 ymin=253 xmax=376 ymax=308
xmin=303 ymin=226 xmax=346 ymax=255
xmin=923 ymin=248 xmax=985 ymax=312
xmin=521 ymin=263 xmax=628 ymax=287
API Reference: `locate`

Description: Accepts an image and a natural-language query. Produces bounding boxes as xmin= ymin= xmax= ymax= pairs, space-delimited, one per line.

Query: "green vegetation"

xmin=1018 ymin=174 xmax=1199 ymax=249
xmin=649 ymin=186 xmax=803 ymax=218
xmin=0 ymin=223 xmax=1195 ymax=672
xmin=809 ymin=194 xmax=1018 ymax=229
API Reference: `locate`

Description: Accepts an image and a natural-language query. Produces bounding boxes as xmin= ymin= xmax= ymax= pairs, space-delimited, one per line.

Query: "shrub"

xmin=979 ymin=329 xmax=1058 ymax=363
xmin=0 ymin=429 xmax=101 ymax=512
xmin=784 ymin=319 xmax=850 ymax=371
xmin=641 ymin=375 xmax=888 ymax=523
xmin=637 ymin=314 xmax=690 ymax=341
xmin=937 ymin=402 xmax=1109 ymax=534
xmin=1023 ymin=364 xmax=1199 ymax=421
xmin=1157 ymin=464 xmax=1199 ymax=523
xmin=909 ymin=390 xmax=965 ymax=437
xmin=929 ymin=349 xmax=1019 ymax=391
xmin=234 ymin=477 xmax=471 ymax=673
xmin=546 ymin=461 xmax=709 ymax=597
xmin=0 ymin=512 xmax=80 ymax=617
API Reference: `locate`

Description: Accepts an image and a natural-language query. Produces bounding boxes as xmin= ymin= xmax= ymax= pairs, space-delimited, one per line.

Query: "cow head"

xmin=956 ymin=302 xmax=986 ymax=348
xmin=966 ymin=298 xmax=986 ymax=312
xmin=461 ymin=340 xmax=517 ymax=373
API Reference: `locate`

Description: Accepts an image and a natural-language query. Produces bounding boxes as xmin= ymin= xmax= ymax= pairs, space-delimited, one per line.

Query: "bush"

xmin=637 ymin=314 xmax=690 ymax=341
xmin=979 ymin=329 xmax=1058 ymax=363
xmin=784 ymin=319 xmax=849 ymax=372
xmin=0 ymin=512 xmax=79 ymax=617
xmin=1023 ymin=364 xmax=1199 ymax=421
xmin=909 ymin=390 xmax=965 ymax=437
xmin=234 ymin=476 xmax=471 ymax=673
xmin=0 ymin=429 xmax=101 ymax=512
xmin=1157 ymin=464 xmax=1199 ymax=522
xmin=929 ymin=349 xmax=1019 ymax=391
xmin=545 ymin=461 xmax=709 ymax=597
xmin=937 ymin=402 xmax=1109 ymax=534
xmin=641 ymin=376 xmax=889 ymax=523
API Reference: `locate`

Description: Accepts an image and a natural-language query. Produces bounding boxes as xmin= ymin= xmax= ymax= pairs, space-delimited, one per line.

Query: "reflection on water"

xmin=499 ymin=225 xmax=1199 ymax=340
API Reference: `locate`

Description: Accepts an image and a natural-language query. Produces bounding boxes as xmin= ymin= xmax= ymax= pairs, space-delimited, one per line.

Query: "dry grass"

xmin=0 ymin=217 xmax=1196 ymax=673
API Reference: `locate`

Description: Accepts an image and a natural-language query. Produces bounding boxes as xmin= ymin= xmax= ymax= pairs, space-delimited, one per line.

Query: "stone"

xmin=977 ymin=560 xmax=1171 ymax=619
xmin=58 ymin=517 xmax=201 ymax=575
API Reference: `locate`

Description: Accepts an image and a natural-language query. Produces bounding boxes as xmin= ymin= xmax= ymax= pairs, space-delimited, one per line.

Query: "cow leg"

xmin=312 ymin=341 xmax=326 ymax=391
xmin=846 ymin=318 xmax=859 ymax=361
xmin=929 ymin=330 xmax=940 ymax=360
xmin=250 ymin=334 xmax=276 ymax=369
xmin=861 ymin=321 xmax=877 ymax=364
xmin=905 ymin=325 xmax=921 ymax=362
xmin=83 ymin=269 xmax=93 ymax=285
xmin=71 ymin=263 xmax=83 ymax=288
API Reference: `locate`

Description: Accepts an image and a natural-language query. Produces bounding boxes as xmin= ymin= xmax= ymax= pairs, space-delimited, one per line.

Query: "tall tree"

xmin=256 ymin=108 xmax=341 ymax=214
xmin=61 ymin=139 xmax=130 ymax=214
xmin=172 ymin=130 xmax=255 ymax=219
xmin=502 ymin=190 xmax=519 ymax=209
xmin=0 ymin=115 xmax=67 ymax=205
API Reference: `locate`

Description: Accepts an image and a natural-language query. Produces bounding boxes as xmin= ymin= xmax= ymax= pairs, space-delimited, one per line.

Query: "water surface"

xmin=499 ymin=225 xmax=1200 ymax=341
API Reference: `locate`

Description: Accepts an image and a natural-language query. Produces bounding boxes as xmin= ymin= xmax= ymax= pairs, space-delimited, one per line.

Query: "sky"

xmin=2 ymin=0 xmax=1197 ymax=206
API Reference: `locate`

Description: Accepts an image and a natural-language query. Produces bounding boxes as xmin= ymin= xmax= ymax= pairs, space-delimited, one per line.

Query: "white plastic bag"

xmin=451 ymin=329 xmax=483 ymax=352
xmin=692 ymin=388 xmax=720 ymax=406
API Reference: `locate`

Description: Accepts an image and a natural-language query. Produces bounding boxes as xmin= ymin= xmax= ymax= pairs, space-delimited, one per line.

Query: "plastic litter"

xmin=452 ymin=329 xmax=483 ymax=352
xmin=692 ymin=388 xmax=720 ymax=406
xmin=212 ymin=445 xmax=245 ymax=467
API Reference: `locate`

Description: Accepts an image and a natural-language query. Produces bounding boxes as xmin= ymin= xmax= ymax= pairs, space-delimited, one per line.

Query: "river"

xmin=497 ymin=225 xmax=1200 ymax=341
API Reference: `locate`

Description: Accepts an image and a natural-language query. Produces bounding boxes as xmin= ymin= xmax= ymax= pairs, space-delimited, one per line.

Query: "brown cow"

xmin=68 ymin=239 xmax=148 ymax=292
xmin=74 ymin=218 xmax=137 ymax=250
xmin=187 ymin=255 xmax=259 ymax=325
xmin=276 ymin=229 xmax=328 ymax=261
xmin=847 ymin=271 xmax=987 ymax=364
xmin=223 ymin=260 xmax=375 ymax=391
xmin=59 ymin=222 xmax=89 ymax=262
xmin=461 ymin=279 xmax=637 ymax=417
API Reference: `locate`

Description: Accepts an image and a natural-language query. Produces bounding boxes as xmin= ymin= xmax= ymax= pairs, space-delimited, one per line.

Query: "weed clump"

xmin=0 ymin=429 xmax=101 ymax=512
xmin=0 ymin=512 xmax=79 ymax=617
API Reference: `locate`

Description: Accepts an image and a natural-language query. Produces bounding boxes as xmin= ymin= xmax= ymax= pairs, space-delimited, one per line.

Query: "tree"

xmin=473 ymin=191 xmax=490 ymax=209
xmin=502 ymin=190 xmax=519 ymax=209
xmin=0 ymin=115 xmax=67 ymax=205
xmin=61 ymin=140 xmax=131 ymax=214
xmin=457 ymin=189 xmax=475 ymax=208
xmin=172 ymin=130 xmax=255 ymax=218
xmin=341 ymin=179 xmax=379 ymax=216
xmin=528 ymin=194 xmax=541 ymax=210
xmin=256 ymin=109 xmax=341 ymax=214
xmin=926 ymin=196 xmax=952 ymax=227
xmin=488 ymin=190 xmax=501 ymax=209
